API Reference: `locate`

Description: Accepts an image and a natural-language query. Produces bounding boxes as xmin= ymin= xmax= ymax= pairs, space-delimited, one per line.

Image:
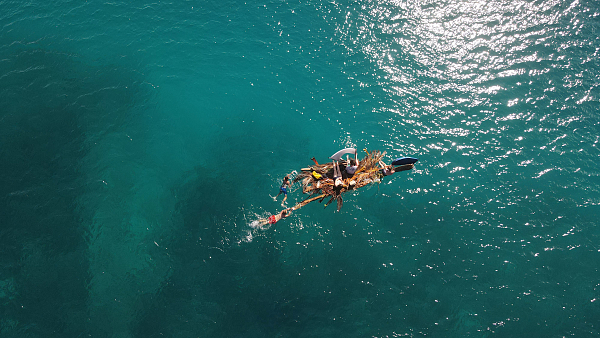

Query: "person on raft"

xmin=378 ymin=160 xmax=395 ymax=176
xmin=329 ymin=148 xmax=358 ymax=189
xmin=344 ymin=151 xmax=360 ymax=176
xmin=378 ymin=160 xmax=414 ymax=177
xmin=344 ymin=153 xmax=360 ymax=189
xmin=332 ymin=159 xmax=344 ymax=188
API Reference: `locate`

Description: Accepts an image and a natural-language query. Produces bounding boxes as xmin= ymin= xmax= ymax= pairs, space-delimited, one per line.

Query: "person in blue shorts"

xmin=276 ymin=174 xmax=291 ymax=207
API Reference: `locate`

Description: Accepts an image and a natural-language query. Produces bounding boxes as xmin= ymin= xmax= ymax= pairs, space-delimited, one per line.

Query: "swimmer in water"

xmin=275 ymin=171 xmax=296 ymax=207
xmin=255 ymin=209 xmax=292 ymax=228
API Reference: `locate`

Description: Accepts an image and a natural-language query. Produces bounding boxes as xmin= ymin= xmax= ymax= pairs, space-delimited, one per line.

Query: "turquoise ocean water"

xmin=1 ymin=0 xmax=599 ymax=336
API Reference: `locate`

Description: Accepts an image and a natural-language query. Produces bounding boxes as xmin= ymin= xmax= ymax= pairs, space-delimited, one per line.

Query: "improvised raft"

xmin=256 ymin=148 xmax=417 ymax=227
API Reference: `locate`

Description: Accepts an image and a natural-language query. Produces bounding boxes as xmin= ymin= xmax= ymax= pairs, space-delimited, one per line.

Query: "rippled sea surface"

xmin=1 ymin=0 xmax=599 ymax=336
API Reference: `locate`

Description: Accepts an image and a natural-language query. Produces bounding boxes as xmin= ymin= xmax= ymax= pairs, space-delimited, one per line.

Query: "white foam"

xmin=249 ymin=220 xmax=261 ymax=229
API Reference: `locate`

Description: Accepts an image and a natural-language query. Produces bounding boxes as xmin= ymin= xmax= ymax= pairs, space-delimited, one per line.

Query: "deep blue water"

xmin=1 ymin=0 xmax=599 ymax=336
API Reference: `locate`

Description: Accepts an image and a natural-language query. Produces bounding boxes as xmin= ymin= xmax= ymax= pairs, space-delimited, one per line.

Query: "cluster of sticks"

xmin=255 ymin=149 xmax=415 ymax=228
xmin=289 ymin=149 xmax=414 ymax=212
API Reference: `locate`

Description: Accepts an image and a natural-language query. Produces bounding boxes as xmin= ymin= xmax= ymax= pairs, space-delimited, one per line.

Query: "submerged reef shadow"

xmin=0 ymin=45 xmax=151 ymax=337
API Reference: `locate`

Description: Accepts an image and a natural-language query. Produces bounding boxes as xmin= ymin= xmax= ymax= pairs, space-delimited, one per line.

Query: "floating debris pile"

xmin=254 ymin=148 xmax=416 ymax=228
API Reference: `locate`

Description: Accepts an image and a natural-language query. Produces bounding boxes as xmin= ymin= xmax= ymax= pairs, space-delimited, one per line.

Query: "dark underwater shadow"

xmin=131 ymin=120 xmax=321 ymax=337
xmin=131 ymin=131 xmax=404 ymax=337
xmin=0 ymin=46 xmax=148 ymax=337
xmin=131 ymin=164 xmax=247 ymax=337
